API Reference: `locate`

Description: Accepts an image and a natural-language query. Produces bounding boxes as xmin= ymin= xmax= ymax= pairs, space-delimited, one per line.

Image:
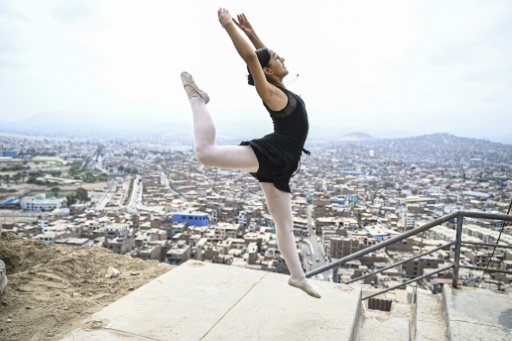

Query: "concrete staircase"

xmin=61 ymin=261 xmax=512 ymax=340
xmin=357 ymin=288 xmax=416 ymax=341
xmin=415 ymin=289 xmax=447 ymax=341
xmin=356 ymin=285 xmax=511 ymax=341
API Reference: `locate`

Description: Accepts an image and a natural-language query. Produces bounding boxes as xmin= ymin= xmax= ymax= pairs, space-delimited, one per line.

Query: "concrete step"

xmin=357 ymin=301 xmax=413 ymax=341
xmin=415 ymin=290 xmax=447 ymax=341
xmin=357 ymin=309 xmax=411 ymax=341
xmin=361 ymin=288 xmax=413 ymax=307
xmin=61 ymin=260 xmax=362 ymax=340
xmin=443 ymin=286 xmax=512 ymax=341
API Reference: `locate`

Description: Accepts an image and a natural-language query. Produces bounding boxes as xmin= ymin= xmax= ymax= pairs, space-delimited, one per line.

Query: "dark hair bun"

xmin=245 ymin=48 xmax=270 ymax=87
xmin=247 ymin=72 xmax=255 ymax=86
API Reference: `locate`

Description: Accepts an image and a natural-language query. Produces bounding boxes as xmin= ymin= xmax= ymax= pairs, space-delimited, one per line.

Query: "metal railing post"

xmin=452 ymin=212 xmax=464 ymax=288
xmin=333 ymin=267 xmax=338 ymax=283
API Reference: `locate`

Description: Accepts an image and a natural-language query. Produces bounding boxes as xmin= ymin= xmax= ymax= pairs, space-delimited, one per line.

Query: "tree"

xmin=84 ymin=172 xmax=96 ymax=183
xmin=75 ymin=187 xmax=89 ymax=203
xmin=66 ymin=193 xmax=77 ymax=207
xmin=12 ymin=173 xmax=22 ymax=184
xmin=51 ymin=187 xmax=60 ymax=197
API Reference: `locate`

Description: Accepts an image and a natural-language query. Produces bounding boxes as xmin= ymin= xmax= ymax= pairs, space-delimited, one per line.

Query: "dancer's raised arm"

xmin=233 ymin=13 xmax=265 ymax=49
xmin=218 ymin=8 xmax=286 ymax=110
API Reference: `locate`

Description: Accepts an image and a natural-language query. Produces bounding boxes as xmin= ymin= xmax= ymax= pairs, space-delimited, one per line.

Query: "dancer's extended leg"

xmin=181 ymin=72 xmax=259 ymax=172
xmin=260 ymin=182 xmax=321 ymax=299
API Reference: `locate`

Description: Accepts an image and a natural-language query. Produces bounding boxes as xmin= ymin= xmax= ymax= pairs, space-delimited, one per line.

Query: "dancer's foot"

xmin=288 ymin=277 xmax=321 ymax=299
xmin=181 ymin=71 xmax=209 ymax=104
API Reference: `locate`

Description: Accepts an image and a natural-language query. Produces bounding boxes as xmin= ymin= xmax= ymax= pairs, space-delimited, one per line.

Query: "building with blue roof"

xmin=0 ymin=198 xmax=20 ymax=208
xmin=172 ymin=212 xmax=209 ymax=227
xmin=0 ymin=150 xmax=18 ymax=157
xmin=462 ymin=191 xmax=492 ymax=199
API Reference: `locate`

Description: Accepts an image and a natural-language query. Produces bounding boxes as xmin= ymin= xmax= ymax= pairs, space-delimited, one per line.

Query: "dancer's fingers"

xmin=219 ymin=8 xmax=230 ymax=17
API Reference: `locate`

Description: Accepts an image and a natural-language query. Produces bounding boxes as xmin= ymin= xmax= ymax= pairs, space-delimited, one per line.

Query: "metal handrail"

xmin=457 ymin=211 xmax=512 ymax=221
xmin=459 ymin=265 xmax=512 ymax=275
xmin=344 ymin=241 xmax=455 ymax=284
xmin=306 ymin=210 xmax=512 ymax=296
xmin=362 ymin=265 xmax=455 ymax=300
xmin=306 ymin=211 xmax=460 ymax=278
xmin=461 ymin=241 xmax=512 ymax=250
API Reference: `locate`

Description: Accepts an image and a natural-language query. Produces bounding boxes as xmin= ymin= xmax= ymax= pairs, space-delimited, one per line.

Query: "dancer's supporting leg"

xmin=260 ymin=182 xmax=321 ymax=299
xmin=182 ymin=72 xmax=259 ymax=172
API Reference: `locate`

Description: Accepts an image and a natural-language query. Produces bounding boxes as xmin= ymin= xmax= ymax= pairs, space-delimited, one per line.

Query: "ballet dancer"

xmin=180 ymin=8 xmax=320 ymax=298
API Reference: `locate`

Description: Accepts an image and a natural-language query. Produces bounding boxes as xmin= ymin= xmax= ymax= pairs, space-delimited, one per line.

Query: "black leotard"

xmin=240 ymin=86 xmax=309 ymax=193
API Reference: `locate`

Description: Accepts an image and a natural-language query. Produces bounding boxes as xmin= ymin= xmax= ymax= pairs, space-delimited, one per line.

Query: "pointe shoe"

xmin=180 ymin=71 xmax=209 ymax=104
xmin=288 ymin=277 xmax=321 ymax=299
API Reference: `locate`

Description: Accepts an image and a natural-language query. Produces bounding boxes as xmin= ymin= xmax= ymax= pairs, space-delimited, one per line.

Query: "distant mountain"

xmin=348 ymin=133 xmax=512 ymax=159
xmin=390 ymin=133 xmax=497 ymax=146
xmin=2 ymin=111 xmax=101 ymax=136
xmin=335 ymin=132 xmax=374 ymax=142
xmin=0 ymin=110 xmax=189 ymax=138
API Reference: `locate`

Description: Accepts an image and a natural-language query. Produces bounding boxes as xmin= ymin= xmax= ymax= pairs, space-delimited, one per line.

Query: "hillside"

xmin=0 ymin=231 xmax=173 ymax=340
xmin=335 ymin=132 xmax=374 ymax=142
xmin=329 ymin=133 xmax=512 ymax=163
xmin=0 ymin=110 xmax=188 ymax=138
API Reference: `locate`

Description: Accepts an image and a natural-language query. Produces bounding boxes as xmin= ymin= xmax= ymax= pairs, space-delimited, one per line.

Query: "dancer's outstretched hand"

xmin=218 ymin=8 xmax=232 ymax=28
xmin=233 ymin=13 xmax=254 ymax=35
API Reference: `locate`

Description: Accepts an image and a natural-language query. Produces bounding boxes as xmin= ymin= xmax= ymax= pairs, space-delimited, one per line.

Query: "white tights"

xmin=188 ymin=97 xmax=306 ymax=280
xmin=189 ymin=98 xmax=259 ymax=172
xmin=260 ymin=182 xmax=306 ymax=279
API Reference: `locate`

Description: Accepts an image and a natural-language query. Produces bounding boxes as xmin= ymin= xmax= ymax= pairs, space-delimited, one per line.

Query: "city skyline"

xmin=1 ymin=1 xmax=511 ymax=143
xmin=1 ymin=97 xmax=511 ymax=339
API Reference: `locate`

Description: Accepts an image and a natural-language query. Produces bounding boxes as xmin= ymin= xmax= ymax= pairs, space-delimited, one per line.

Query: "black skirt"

xmin=240 ymin=134 xmax=300 ymax=193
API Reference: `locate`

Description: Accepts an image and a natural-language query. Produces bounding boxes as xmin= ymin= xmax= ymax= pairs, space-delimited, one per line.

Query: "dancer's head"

xmin=247 ymin=48 xmax=288 ymax=86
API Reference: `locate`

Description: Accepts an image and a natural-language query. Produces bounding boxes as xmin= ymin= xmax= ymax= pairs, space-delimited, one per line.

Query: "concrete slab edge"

xmin=442 ymin=286 xmax=452 ymax=341
xmin=351 ymin=289 xmax=362 ymax=341
xmin=411 ymin=300 xmax=417 ymax=340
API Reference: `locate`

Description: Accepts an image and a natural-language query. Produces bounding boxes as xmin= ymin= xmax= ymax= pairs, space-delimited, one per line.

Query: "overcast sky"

xmin=1 ymin=0 xmax=511 ymax=142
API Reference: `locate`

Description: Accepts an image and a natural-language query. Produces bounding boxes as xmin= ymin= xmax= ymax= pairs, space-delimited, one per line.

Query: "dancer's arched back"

xmin=180 ymin=8 xmax=320 ymax=299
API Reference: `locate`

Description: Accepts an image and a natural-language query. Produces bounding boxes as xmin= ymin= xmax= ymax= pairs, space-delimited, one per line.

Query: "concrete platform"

xmin=443 ymin=286 xmax=512 ymax=341
xmin=62 ymin=260 xmax=362 ymax=341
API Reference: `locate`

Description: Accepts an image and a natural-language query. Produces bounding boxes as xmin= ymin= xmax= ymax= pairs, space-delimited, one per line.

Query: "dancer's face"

xmin=266 ymin=49 xmax=289 ymax=79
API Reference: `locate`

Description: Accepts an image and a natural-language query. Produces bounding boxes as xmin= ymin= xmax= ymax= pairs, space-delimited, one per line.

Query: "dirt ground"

xmin=0 ymin=182 xmax=108 ymax=202
xmin=59 ymin=182 xmax=108 ymax=192
xmin=0 ymin=231 xmax=173 ymax=341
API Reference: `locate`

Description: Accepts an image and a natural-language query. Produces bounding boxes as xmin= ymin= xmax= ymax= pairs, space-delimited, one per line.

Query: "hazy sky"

xmin=1 ymin=0 xmax=511 ymax=142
